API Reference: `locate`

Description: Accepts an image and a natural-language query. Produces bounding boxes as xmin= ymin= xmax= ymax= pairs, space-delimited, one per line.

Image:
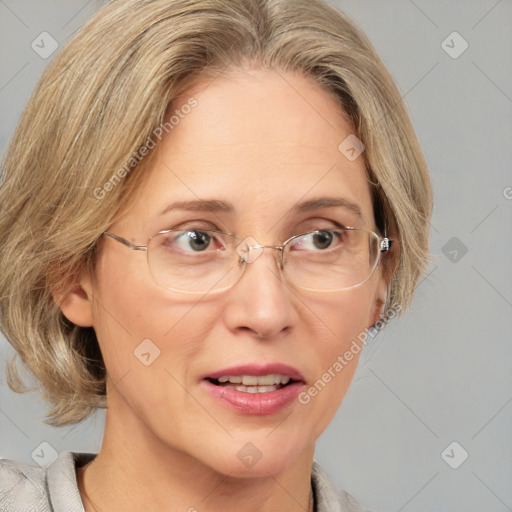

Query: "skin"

xmin=60 ymin=67 xmax=388 ymax=512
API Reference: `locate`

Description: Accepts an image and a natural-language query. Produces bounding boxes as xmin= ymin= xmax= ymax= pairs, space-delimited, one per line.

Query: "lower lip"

xmin=201 ymin=380 xmax=304 ymax=415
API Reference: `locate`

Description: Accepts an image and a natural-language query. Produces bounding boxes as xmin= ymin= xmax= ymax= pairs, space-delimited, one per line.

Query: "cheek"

xmin=89 ymin=266 xmax=223 ymax=444
xmin=308 ymin=284 xmax=376 ymax=357
xmin=89 ymin=250 xmax=215 ymax=383
xmin=297 ymin=286 xmax=376 ymax=435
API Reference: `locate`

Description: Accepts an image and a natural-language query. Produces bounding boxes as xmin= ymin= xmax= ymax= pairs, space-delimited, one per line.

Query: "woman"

xmin=0 ymin=0 xmax=432 ymax=510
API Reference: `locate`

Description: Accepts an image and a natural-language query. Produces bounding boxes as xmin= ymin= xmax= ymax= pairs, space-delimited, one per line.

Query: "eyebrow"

xmin=294 ymin=197 xmax=365 ymax=221
xmin=160 ymin=199 xmax=233 ymax=215
xmin=159 ymin=196 xmax=364 ymax=221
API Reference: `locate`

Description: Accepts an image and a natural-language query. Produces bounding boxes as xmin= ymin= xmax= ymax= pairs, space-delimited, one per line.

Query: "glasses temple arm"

xmin=104 ymin=232 xmax=148 ymax=251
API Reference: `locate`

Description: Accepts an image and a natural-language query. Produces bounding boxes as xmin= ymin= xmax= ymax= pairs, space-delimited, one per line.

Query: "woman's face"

xmin=74 ymin=68 xmax=387 ymax=476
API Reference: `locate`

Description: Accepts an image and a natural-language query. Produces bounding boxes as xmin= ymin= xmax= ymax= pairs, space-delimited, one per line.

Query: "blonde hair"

xmin=0 ymin=0 xmax=432 ymax=426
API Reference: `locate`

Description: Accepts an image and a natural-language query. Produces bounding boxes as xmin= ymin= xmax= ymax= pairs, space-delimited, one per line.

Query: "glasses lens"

xmin=146 ymin=228 xmax=381 ymax=293
xmin=147 ymin=230 xmax=239 ymax=293
xmin=283 ymin=229 xmax=380 ymax=291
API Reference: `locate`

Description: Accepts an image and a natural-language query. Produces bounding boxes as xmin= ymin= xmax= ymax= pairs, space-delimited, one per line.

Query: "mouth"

xmin=205 ymin=374 xmax=296 ymax=394
xmin=201 ymin=364 xmax=306 ymax=415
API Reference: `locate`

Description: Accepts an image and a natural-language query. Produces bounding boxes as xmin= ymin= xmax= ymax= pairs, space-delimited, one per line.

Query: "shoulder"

xmin=0 ymin=455 xmax=51 ymax=511
xmin=0 ymin=451 xmax=96 ymax=512
xmin=311 ymin=461 xmax=375 ymax=512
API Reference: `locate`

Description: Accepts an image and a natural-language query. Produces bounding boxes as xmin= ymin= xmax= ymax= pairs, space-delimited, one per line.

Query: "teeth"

xmin=242 ymin=375 xmax=259 ymax=385
xmin=234 ymin=384 xmax=280 ymax=393
xmin=216 ymin=374 xmax=291 ymax=386
xmin=218 ymin=376 xmax=241 ymax=383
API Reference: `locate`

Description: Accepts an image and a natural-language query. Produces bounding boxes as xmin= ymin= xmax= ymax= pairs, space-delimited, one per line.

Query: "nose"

xmin=221 ymin=245 xmax=297 ymax=340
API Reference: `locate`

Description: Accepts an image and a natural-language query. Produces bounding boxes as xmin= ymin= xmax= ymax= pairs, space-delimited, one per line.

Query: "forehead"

xmin=122 ymin=68 xmax=374 ymax=234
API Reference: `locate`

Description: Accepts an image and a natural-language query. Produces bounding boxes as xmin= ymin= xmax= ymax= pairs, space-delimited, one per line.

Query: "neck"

xmin=78 ymin=393 xmax=316 ymax=512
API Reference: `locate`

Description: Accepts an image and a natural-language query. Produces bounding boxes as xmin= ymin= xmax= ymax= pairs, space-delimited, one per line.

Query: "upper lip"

xmin=203 ymin=363 xmax=305 ymax=382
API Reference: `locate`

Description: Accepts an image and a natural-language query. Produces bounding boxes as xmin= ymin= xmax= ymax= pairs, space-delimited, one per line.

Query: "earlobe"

xmin=370 ymin=295 xmax=385 ymax=328
xmin=369 ymin=278 xmax=388 ymax=328
xmin=53 ymin=280 xmax=94 ymax=328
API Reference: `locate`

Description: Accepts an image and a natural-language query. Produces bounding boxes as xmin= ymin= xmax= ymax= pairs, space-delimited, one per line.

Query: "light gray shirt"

xmin=0 ymin=451 xmax=369 ymax=511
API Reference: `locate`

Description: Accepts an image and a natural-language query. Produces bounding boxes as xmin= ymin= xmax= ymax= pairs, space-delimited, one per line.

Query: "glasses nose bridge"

xmin=234 ymin=242 xmax=286 ymax=292
xmin=260 ymin=244 xmax=285 ymax=269
xmin=237 ymin=239 xmax=285 ymax=269
xmin=258 ymin=243 xmax=284 ymax=252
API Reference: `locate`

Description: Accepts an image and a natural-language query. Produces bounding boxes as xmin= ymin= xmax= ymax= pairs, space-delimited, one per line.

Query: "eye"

xmin=290 ymin=230 xmax=342 ymax=251
xmin=173 ymin=230 xmax=216 ymax=252
xmin=311 ymin=230 xmax=334 ymax=250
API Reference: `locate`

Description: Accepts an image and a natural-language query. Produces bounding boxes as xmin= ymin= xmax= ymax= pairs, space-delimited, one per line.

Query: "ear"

xmin=369 ymin=272 xmax=388 ymax=328
xmin=52 ymin=276 xmax=94 ymax=328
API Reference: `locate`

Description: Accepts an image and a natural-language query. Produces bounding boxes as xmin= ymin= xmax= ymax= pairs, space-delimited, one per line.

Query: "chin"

xmin=201 ymin=434 xmax=311 ymax=479
xmin=208 ymin=453 xmax=300 ymax=480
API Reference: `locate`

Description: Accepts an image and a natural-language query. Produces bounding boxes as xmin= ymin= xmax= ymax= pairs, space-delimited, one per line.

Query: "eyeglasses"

xmin=103 ymin=228 xmax=392 ymax=294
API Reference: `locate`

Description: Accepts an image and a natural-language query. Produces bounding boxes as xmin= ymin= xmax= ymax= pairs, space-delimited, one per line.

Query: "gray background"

xmin=1 ymin=1 xmax=511 ymax=510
